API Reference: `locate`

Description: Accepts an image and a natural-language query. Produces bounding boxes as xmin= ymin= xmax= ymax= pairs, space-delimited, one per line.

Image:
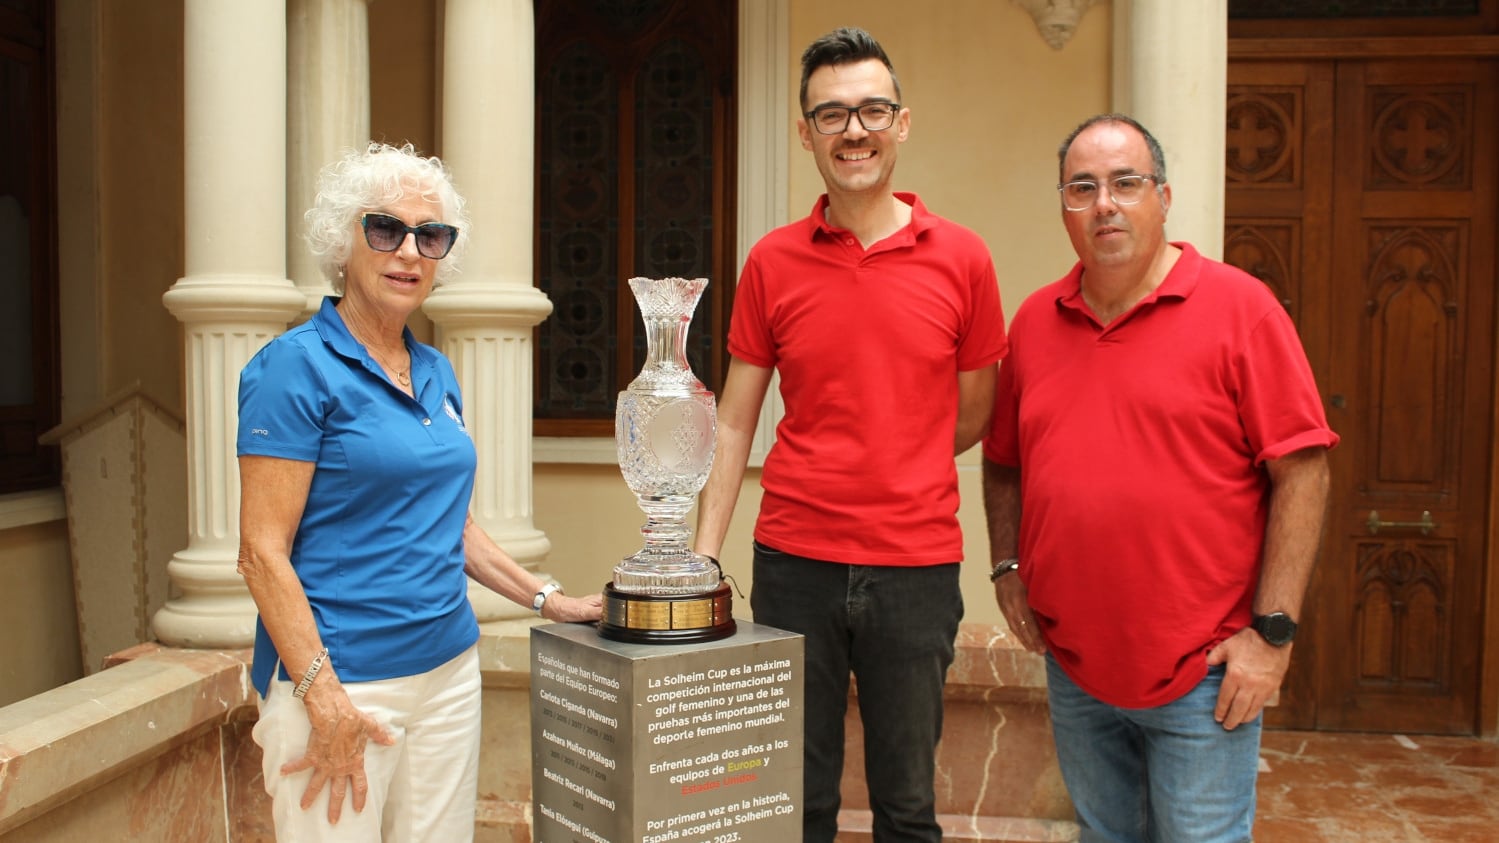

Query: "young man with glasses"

xmin=694 ymin=26 xmax=1008 ymax=843
xmin=982 ymin=113 xmax=1337 ymax=842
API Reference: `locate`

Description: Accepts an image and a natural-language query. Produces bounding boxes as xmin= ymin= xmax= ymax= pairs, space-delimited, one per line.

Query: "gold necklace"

xmin=368 ymin=346 xmax=411 ymax=387
xmin=343 ymin=309 xmax=412 ymax=388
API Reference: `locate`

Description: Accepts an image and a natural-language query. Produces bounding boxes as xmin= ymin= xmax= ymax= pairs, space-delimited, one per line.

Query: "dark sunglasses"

xmin=359 ymin=213 xmax=459 ymax=260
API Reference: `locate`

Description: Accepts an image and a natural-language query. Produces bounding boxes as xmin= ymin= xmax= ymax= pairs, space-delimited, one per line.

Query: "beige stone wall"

xmin=97 ymin=2 xmax=185 ymax=413
xmin=0 ymin=521 xmax=81 ymax=707
xmin=369 ymin=1 xmax=440 ymax=158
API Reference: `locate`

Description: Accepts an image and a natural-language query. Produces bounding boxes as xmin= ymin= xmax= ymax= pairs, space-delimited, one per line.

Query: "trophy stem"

xmin=636 ymin=494 xmax=694 ymax=552
xmin=611 ymin=495 xmax=720 ymax=594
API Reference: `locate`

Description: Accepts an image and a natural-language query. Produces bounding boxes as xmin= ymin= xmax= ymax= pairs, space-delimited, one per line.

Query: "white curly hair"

xmin=304 ymin=142 xmax=471 ymax=293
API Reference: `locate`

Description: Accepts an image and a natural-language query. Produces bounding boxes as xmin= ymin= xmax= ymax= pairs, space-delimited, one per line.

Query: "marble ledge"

xmin=838 ymin=809 xmax=1078 ymax=843
xmin=475 ymin=796 xmax=534 ymax=843
xmin=0 ymin=644 xmax=253 ymax=834
xmin=947 ymin=623 xmax=1049 ymax=700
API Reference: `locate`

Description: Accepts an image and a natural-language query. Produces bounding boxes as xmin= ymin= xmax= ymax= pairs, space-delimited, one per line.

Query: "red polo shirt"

xmin=984 ymin=243 xmax=1337 ymax=707
xmin=731 ymin=193 xmax=1008 ymax=566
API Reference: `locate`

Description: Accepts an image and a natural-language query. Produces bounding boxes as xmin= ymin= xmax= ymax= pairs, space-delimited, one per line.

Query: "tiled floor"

xmin=1256 ymin=730 xmax=1499 ymax=842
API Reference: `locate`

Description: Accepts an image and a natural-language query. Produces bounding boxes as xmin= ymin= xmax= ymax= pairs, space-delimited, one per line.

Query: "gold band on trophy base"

xmin=599 ymin=583 xmax=736 ymax=644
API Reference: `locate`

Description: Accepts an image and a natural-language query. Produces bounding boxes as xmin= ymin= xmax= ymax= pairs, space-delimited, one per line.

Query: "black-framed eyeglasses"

xmin=1058 ymin=174 xmax=1162 ymax=212
xmin=360 ymin=213 xmax=460 ymax=259
xmin=804 ymin=101 xmax=901 ymax=135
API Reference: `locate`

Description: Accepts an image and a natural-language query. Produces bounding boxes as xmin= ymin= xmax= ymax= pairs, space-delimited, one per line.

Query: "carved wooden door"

xmin=1226 ymin=57 xmax=1497 ymax=734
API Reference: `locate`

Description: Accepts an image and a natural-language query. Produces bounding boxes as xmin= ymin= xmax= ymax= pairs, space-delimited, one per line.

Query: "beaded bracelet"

xmin=989 ymin=558 xmax=1020 ymax=582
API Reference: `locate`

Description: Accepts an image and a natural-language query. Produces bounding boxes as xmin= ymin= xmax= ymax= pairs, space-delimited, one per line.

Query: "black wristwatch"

xmin=1251 ymin=612 xmax=1298 ymax=647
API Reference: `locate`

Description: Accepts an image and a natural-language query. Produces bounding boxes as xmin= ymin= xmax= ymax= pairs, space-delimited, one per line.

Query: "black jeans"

xmin=751 ymin=542 xmax=962 ymax=843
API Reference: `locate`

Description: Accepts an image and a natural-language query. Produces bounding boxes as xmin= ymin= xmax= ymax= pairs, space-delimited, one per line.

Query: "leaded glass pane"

xmin=633 ymin=37 xmax=715 ymax=384
xmin=537 ymin=45 xmax=619 ymax=418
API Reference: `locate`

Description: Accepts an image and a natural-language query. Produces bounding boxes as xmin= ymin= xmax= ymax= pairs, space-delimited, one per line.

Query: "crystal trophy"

xmin=599 ymin=276 xmax=735 ymax=643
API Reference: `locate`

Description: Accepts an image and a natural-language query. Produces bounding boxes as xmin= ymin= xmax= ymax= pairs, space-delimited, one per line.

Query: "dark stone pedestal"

xmin=530 ymin=621 xmax=804 ymax=843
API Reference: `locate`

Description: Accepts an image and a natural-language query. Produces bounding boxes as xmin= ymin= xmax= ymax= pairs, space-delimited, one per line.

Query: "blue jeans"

xmin=1046 ymin=654 xmax=1261 ymax=843
xmin=751 ymin=542 xmax=963 ymax=843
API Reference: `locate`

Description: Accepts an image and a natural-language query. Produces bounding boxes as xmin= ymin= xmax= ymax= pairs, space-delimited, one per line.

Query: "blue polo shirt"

xmin=238 ymin=297 xmax=480 ymax=696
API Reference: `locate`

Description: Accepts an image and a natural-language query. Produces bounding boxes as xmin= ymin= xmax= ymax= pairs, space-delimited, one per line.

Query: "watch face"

xmin=1256 ymin=613 xmax=1297 ymax=645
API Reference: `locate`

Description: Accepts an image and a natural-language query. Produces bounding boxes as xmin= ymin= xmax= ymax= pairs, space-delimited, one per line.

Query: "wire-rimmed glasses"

xmin=1058 ymin=174 xmax=1161 ymax=212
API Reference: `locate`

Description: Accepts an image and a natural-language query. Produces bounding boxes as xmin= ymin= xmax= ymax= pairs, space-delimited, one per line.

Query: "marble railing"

xmin=0 ymin=622 xmax=1073 ymax=843
xmin=0 ymin=644 xmax=263 ymax=841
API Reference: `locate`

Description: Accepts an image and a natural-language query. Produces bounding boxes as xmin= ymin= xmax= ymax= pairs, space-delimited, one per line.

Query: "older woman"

xmin=236 ymin=143 xmax=601 ymax=841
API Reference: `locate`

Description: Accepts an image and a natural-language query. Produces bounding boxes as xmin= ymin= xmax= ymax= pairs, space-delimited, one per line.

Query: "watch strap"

xmin=533 ymin=582 xmax=563 ymax=616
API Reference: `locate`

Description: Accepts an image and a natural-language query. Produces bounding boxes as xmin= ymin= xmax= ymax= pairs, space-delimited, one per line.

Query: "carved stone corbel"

xmin=1013 ymin=0 xmax=1102 ymax=50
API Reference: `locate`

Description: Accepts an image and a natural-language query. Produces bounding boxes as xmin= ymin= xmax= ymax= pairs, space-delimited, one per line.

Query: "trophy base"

xmin=599 ymin=582 xmax=736 ymax=644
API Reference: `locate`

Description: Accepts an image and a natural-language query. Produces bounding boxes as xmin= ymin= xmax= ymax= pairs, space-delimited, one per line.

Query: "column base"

xmin=151 ymin=593 xmax=259 ymax=649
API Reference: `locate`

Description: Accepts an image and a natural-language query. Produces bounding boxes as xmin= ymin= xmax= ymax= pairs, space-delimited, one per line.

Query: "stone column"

xmin=740 ymin=0 xmax=789 ymax=464
xmin=1113 ymin=0 xmax=1228 ymax=258
xmin=425 ymin=0 xmax=556 ymax=621
xmin=154 ymin=1 xmax=305 ymax=648
xmin=287 ymin=0 xmax=371 ymax=315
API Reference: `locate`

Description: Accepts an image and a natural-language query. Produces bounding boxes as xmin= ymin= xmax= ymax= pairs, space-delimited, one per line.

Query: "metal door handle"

xmin=1365 ymin=510 xmax=1436 ymax=536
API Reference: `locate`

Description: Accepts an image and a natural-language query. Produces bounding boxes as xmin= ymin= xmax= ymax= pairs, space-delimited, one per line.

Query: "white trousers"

xmin=254 ymin=645 xmax=482 ymax=843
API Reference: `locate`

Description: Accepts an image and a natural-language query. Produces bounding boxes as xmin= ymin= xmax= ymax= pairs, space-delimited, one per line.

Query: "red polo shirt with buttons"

xmin=730 ymin=193 xmax=1008 ymax=566
xmin=984 ymin=243 xmax=1338 ymax=708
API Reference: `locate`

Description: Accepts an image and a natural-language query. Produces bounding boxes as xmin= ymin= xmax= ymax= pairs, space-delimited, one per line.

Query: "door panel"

xmin=1324 ymin=59 xmax=1494 ymax=734
xmin=1226 ymin=57 xmax=1495 ymax=735
xmin=1226 ymin=60 xmax=1335 ymax=729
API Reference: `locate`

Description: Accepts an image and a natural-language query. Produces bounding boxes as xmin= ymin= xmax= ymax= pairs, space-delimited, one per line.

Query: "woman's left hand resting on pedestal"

xmin=461 ymin=514 xmax=603 ymax=623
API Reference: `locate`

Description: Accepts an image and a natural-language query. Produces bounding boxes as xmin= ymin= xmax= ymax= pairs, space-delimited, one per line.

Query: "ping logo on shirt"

xmin=251 ymin=428 xmax=270 ymax=437
xmin=443 ymin=398 xmax=469 ymax=437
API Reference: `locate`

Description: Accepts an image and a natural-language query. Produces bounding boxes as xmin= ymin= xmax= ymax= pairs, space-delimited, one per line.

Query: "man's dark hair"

xmin=1057 ymin=113 xmax=1168 ymax=185
xmin=799 ymin=27 xmax=901 ymax=110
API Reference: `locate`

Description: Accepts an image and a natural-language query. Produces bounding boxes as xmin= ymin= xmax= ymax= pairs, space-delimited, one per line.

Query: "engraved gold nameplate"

xmin=600 ymin=583 xmax=735 ymax=643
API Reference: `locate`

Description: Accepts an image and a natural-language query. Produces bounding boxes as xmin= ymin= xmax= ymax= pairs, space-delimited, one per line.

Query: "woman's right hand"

xmin=279 ymin=677 xmax=397 ymax=824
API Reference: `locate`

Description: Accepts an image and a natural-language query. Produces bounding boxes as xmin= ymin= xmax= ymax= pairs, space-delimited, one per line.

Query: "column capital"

xmin=162 ymin=275 xmax=306 ymax=324
xmin=422 ymin=281 xmax=553 ymax=329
